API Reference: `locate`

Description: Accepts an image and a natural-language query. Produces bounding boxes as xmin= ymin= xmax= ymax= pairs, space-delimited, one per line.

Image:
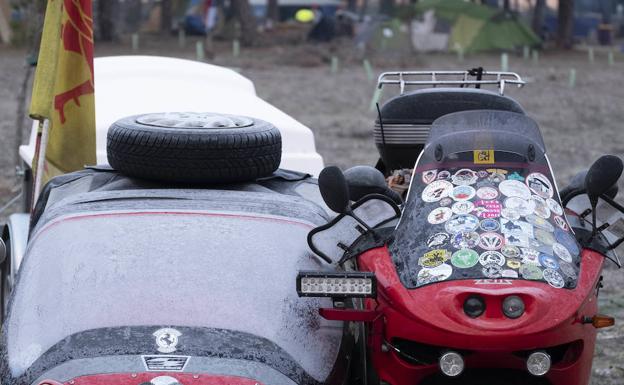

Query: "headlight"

xmin=439 ymin=351 xmax=464 ymax=377
xmin=463 ymin=295 xmax=486 ymax=318
xmin=502 ymin=295 xmax=525 ymax=319
xmin=297 ymin=271 xmax=376 ymax=298
xmin=527 ymin=351 xmax=551 ymax=376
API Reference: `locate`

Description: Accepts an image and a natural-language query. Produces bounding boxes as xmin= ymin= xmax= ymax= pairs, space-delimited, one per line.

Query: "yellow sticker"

xmin=474 ymin=150 xmax=495 ymax=164
xmin=419 ymin=249 xmax=450 ymax=268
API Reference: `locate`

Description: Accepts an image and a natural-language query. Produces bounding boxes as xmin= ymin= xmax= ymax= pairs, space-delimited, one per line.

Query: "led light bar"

xmin=296 ymin=271 xmax=377 ymax=298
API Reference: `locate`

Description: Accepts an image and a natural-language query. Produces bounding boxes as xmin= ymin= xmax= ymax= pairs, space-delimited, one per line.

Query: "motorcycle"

xmin=296 ymin=70 xmax=624 ymax=385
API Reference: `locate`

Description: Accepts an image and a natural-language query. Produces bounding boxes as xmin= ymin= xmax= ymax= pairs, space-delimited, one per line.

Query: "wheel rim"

xmin=136 ymin=112 xmax=254 ymax=129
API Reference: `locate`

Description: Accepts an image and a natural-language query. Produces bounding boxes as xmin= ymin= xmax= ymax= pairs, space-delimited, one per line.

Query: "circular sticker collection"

xmin=416 ymin=167 xmax=579 ymax=289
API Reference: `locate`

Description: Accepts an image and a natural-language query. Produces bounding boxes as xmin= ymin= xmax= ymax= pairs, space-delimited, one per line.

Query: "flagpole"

xmin=31 ymin=118 xmax=50 ymax=209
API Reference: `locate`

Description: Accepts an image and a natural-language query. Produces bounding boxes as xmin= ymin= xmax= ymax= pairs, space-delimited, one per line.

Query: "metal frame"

xmin=377 ymin=70 xmax=526 ymax=95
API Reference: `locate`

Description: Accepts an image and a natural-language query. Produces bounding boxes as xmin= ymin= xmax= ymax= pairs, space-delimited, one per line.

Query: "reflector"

xmin=592 ymin=314 xmax=615 ymax=329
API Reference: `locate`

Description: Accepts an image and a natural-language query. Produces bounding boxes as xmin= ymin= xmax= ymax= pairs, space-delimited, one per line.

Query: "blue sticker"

xmin=508 ymin=171 xmax=524 ymax=181
xmin=554 ymin=228 xmax=580 ymax=256
xmin=480 ymin=218 xmax=500 ymax=232
xmin=539 ymin=254 xmax=560 ymax=270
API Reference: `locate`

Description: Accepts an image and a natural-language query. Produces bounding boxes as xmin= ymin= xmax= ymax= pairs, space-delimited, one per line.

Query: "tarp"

xmin=415 ymin=0 xmax=540 ymax=53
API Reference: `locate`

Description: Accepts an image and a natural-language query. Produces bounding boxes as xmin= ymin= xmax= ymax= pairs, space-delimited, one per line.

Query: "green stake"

xmin=501 ymin=53 xmax=509 ymax=72
xmin=523 ymin=46 xmax=530 ymax=61
xmin=588 ymin=47 xmax=594 ymax=63
xmin=455 ymin=44 xmax=464 ymax=62
xmin=532 ymin=49 xmax=539 ymax=65
xmin=568 ymin=68 xmax=576 ymax=88
xmin=363 ymin=59 xmax=374 ymax=82
xmin=330 ymin=56 xmax=339 ymax=74
xmin=196 ymin=41 xmax=205 ymax=61
xmin=608 ymin=50 xmax=614 ymax=66
xmin=178 ymin=29 xmax=186 ymax=48
xmin=131 ymin=33 xmax=139 ymax=52
xmin=233 ymin=39 xmax=240 ymax=57
xmin=369 ymin=88 xmax=383 ymax=112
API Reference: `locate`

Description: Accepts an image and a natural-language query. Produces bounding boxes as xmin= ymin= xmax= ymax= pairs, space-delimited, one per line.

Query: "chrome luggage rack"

xmin=377 ymin=70 xmax=526 ymax=96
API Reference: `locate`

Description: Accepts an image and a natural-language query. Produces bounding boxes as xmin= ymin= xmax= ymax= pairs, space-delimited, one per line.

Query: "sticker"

xmin=477 ymin=170 xmax=489 ymax=178
xmin=553 ymin=216 xmax=569 ymax=231
xmin=501 ymin=269 xmax=519 ymax=278
xmin=526 ymin=172 xmax=554 ymax=198
xmin=452 ymin=169 xmax=478 ymax=185
xmin=474 ymin=150 xmax=495 ymax=164
xmin=473 ymin=200 xmax=502 ymax=218
xmin=552 ymin=242 xmax=573 ymax=263
xmin=559 ymin=261 xmax=578 ymax=279
xmin=482 ymin=262 xmax=503 ymax=278
xmin=452 ymin=200 xmax=475 ymax=215
xmin=427 ymin=232 xmax=450 ymax=248
xmin=476 ymin=186 xmax=499 ymax=200
xmin=505 ymin=233 xmax=530 ymax=248
xmin=525 ymin=214 xmax=555 ymax=232
xmin=480 ymin=218 xmax=500 ymax=232
xmin=417 ymin=263 xmax=453 ymax=285
xmin=154 ymin=328 xmax=182 ymax=353
xmin=501 ymin=207 xmax=521 ymax=220
xmin=520 ymin=248 xmax=540 ymax=265
xmin=487 ymin=169 xmax=507 ymax=184
xmin=539 ymin=254 xmax=560 ymax=269
xmin=546 ymin=198 xmax=563 ymax=216
xmin=419 ymin=249 xmax=451 ymax=268
xmin=422 ymin=169 xmax=438 ymax=184
xmin=428 ymin=207 xmax=453 ymax=224
xmin=451 ymin=249 xmax=479 ymax=268
xmin=479 ymin=251 xmax=505 ymax=266
xmin=143 ymin=355 xmax=190 ymax=372
xmin=554 ymin=229 xmax=580 ymax=256
xmin=422 ymin=180 xmax=454 ymax=202
xmin=499 ymin=180 xmax=531 ymax=199
xmin=500 ymin=218 xmax=534 ymax=238
xmin=506 ymin=259 xmax=522 ymax=269
xmin=507 ymin=171 xmax=524 ymax=181
xmin=439 ymin=197 xmax=453 ymax=207
xmin=520 ymin=264 xmax=543 ymax=280
xmin=531 ymin=195 xmax=551 ymax=219
xmin=535 ymin=228 xmax=556 ymax=246
xmin=437 ymin=170 xmax=451 ymax=180
xmin=543 ymin=268 xmax=565 ymax=288
xmin=501 ymin=245 xmax=521 ymax=259
xmin=451 ymin=232 xmax=480 ymax=249
xmin=451 ymin=185 xmax=476 ymax=201
xmin=504 ymin=197 xmax=536 ymax=216
xmin=445 ymin=214 xmax=480 ymax=234
xmin=479 ymin=232 xmax=505 ymax=251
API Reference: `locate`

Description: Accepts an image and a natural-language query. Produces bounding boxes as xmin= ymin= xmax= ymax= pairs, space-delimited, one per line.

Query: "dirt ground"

xmin=0 ymin=37 xmax=623 ymax=383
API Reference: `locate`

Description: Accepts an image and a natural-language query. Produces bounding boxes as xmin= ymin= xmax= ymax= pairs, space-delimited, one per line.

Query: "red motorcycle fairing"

xmin=37 ymin=373 xmax=262 ymax=385
xmin=358 ymin=245 xmax=604 ymax=385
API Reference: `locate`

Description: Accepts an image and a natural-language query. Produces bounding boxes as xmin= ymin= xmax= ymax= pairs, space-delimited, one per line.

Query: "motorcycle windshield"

xmin=390 ymin=150 xmax=581 ymax=290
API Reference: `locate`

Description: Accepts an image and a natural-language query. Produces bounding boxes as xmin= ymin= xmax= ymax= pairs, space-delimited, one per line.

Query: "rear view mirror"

xmin=0 ymin=238 xmax=5 ymax=264
xmin=585 ymin=155 xmax=623 ymax=207
xmin=318 ymin=166 xmax=351 ymax=214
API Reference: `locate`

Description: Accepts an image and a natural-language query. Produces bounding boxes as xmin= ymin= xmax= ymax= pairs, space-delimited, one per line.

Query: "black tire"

xmin=107 ymin=113 xmax=282 ymax=183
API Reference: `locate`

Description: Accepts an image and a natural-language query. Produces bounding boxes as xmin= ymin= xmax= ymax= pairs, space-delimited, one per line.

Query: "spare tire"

xmin=107 ymin=112 xmax=282 ymax=183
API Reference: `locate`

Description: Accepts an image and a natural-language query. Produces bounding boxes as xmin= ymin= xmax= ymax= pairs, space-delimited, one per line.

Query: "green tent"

xmin=414 ymin=0 xmax=540 ymax=53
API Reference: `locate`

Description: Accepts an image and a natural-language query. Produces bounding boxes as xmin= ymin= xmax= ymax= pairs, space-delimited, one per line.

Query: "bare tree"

xmin=231 ymin=0 xmax=258 ymax=46
xmin=267 ymin=0 xmax=279 ymax=24
xmin=161 ymin=0 xmax=172 ymax=35
xmin=97 ymin=0 xmax=118 ymax=41
xmin=556 ymin=0 xmax=574 ymax=49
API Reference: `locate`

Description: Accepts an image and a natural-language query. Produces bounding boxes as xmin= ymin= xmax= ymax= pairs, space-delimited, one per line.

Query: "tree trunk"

xmin=503 ymin=0 xmax=510 ymax=11
xmin=161 ymin=0 xmax=172 ymax=35
xmin=556 ymin=0 xmax=575 ymax=49
xmin=231 ymin=0 xmax=257 ymax=46
xmin=531 ymin=0 xmax=545 ymax=36
xmin=267 ymin=0 xmax=279 ymax=23
xmin=97 ymin=0 xmax=117 ymax=41
xmin=379 ymin=0 xmax=395 ymax=16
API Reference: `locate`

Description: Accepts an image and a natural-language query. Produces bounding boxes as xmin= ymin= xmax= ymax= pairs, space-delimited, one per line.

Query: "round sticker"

xmin=501 ymin=245 xmax=521 ymax=259
xmin=506 ymin=258 xmax=522 ymax=269
xmin=422 ymin=170 xmax=438 ymax=184
xmin=451 ymin=232 xmax=480 ymax=249
xmin=422 ymin=180 xmax=454 ymax=202
xmin=543 ymin=268 xmax=565 ymax=288
xmin=428 ymin=207 xmax=453 ymax=224
xmin=552 ymin=242 xmax=572 ymax=263
xmin=553 ymin=216 xmax=569 ymax=231
xmin=480 ymin=218 xmax=500 ymax=232
xmin=531 ymin=195 xmax=551 ymax=219
xmin=546 ymin=198 xmax=564 ymax=216
xmin=535 ymin=228 xmax=556 ymax=246
xmin=482 ymin=262 xmax=503 ymax=278
xmin=520 ymin=264 xmax=543 ymax=280
xmin=499 ymin=180 xmax=532 ymax=199
xmin=451 ymin=185 xmax=476 ymax=201
xmin=559 ymin=261 xmax=578 ymax=279
xmin=554 ymin=229 xmax=579 ymax=256
xmin=427 ymin=233 xmax=450 ymax=248
xmin=479 ymin=251 xmax=505 ymax=266
xmin=479 ymin=232 xmax=505 ymax=251
xmin=417 ymin=263 xmax=453 ymax=285
xmin=476 ymin=186 xmax=499 ymax=200
xmin=507 ymin=171 xmax=524 ymax=181
xmin=502 ymin=269 xmax=519 ymax=278
xmin=520 ymin=248 xmax=540 ymax=265
xmin=445 ymin=214 xmax=480 ymax=234
xmin=452 ymin=169 xmax=478 ymax=186
xmin=526 ymin=173 xmax=554 ymax=198
xmin=487 ymin=170 xmax=507 ymax=184
xmin=501 ymin=207 xmax=521 ymax=220
xmin=439 ymin=197 xmax=453 ymax=207
xmin=437 ymin=170 xmax=451 ymax=180
xmin=451 ymin=249 xmax=479 ymax=268
xmin=525 ymin=214 xmax=555 ymax=232
xmin=504 ymin=197 xmax=536 ymax=216
xmin=477 ymin=170 xmax=489 ymax=179
xmin=473 ymin=200 xmax=502 ymax=218
xmin=452 ymin=201 xmax=475 ymax=215
xmin=539 ymin=254 xmax=560 ymax=269
xmin=419 ymin=249 xmax=451 ymax=268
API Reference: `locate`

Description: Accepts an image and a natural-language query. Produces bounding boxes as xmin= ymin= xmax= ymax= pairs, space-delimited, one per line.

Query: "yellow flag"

xmin=29 ymin=0 xmax=96 ymax=178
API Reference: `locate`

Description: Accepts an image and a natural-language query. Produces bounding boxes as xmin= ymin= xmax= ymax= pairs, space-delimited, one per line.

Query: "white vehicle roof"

xmin=20 ymin=56 xmax=324 ymax=175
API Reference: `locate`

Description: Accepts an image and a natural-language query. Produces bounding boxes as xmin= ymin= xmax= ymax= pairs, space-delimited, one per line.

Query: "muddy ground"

xmin=0 ymin=38 xmax=623 ymax=383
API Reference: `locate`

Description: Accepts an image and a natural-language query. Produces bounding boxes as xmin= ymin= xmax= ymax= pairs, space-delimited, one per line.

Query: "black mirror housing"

xmin=318 ymin=166 xmax=351 ymax=214
xmin=585 ymin=155 xmax=624 ymax=205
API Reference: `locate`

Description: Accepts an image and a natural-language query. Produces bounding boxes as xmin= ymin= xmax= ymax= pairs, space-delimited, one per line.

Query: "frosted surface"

xmin=8 ymin=212 xmax=341 ymax=379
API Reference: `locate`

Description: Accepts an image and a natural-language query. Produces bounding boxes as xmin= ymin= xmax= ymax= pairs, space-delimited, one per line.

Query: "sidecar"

xmin=299 ymin=71 xmax=624 ymax=385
